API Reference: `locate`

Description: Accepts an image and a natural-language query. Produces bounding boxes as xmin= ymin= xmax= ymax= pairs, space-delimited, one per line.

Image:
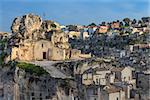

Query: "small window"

xmin=42 ymin=44 xmax=44 ymax=48
xmin=31 ymin=92 xmax=34 ymax=96
xmin=96 ymin=78 xmax=99 ymax=84
xmin=124 ymin=77 xmax=126 ymax=81
xmin=116 ymin=97 xmax=119 ymax=100
xmin=32 ymin=33 xmax=34 ymax=38
xmin=40 ymin=93 xmax=42 ymax=96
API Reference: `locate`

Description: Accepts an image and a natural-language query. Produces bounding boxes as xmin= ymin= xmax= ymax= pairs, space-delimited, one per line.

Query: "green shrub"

xmin=16 ymin=62 xmax=48 ymax=76
xmin=0 ymin=52 xmax=6 ymax=65
xmin=0 ymin=39 xmax=8 ymax=66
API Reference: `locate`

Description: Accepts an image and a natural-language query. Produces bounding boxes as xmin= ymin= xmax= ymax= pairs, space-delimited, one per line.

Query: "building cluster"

xmin=60 ymin=17 xmax=149 ymax=40
xmin=82 ymin=65 xmax=136 ymax=100
xmin=52 ymin=57 xmax=150 ymax=100
xmin=0 ymin=14 xmax=149 ymax=100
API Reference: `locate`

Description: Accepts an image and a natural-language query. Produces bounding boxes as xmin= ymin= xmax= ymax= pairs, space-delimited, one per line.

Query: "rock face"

xmin=41 ymin=20 xmax=60 ymax=32
xmin=0 ymin=64 xmax=78 ymax=100
xmin=11 ymin=13 xmax=61 ymax=41
xmin=51 ymin=30 xmax=70 ymax=49
xmin=11 ymin=14 xmax=42 ymax=39
xmin=11 ymin=17 xmax=21 ymax=34
xmin=10 ymin=13 xmax=91 ymax=61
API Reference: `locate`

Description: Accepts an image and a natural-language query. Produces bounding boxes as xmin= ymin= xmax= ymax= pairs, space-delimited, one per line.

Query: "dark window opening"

xmin=40 ymin=93 xmax=42 ymax=96
xmin=32 ymin=33 xmax=34 ymax=39
xmin=43 ymin=52 xmax=47 ymax=59
xmin=96 ymin=79 xmax=99 ymax=84
xmin=26 ymin=36 xmax=29 ymax=39
xmin=31 ymin=92 xmax=34 ymax=96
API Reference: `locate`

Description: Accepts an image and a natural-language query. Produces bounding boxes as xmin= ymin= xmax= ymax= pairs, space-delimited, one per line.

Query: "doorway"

xmin=43 ymin=52 xmax=47 ymax=59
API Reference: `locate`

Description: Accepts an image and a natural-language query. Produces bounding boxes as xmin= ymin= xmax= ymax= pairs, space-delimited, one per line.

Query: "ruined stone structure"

xmin=11 ymin=14 xmax=91 ymax=61
xmin=0 ymin=64 xmax=78 ymax=100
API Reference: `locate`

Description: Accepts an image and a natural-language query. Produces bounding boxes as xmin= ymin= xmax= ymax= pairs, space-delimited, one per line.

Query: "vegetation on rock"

xmin=0 ymin=39 xmax=8 ymax=65
xmin=16 ymin=62 xmax=48 ymax=76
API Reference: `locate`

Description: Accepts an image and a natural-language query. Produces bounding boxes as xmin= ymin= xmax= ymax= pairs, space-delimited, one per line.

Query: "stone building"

xmin=82 ymin=67 xmax=113 ymax=86
xmin=101 ymin=85 xmax=125 ymax=100
xmin=98 ymin=26 xmax=108 ymax=33
xmin=68 ymin=31 xmax=81 ymax=39
xmin=136 ymin=70 xmax=150 ymax=100
xmin=84 ymin=84 xmax=126 ymax=100
xmin=10 ymin=14 xmax=91 ymax=61
xmin=84 ymin=85 xmax=101 ymax=100
xmin=111 ymin=22 xmax=120 ymax=29
xmin=136 ymin=70 xmax=150 ymax=90
xmin=111 ymin=66 xmax=136 ymax=87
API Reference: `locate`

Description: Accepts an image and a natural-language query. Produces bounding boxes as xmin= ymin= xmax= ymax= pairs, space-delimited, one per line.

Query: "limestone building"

xmin=10 ymin=14 xmax=91 ymax=61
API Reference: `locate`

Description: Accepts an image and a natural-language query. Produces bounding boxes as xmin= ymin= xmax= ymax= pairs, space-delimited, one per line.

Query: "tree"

xmin=119 ymin=22 xmax=124 ymax=27
xmin=138 ymin=20 xmax=142 ymax=24
xmin=123 ymin=18 xmax=131 ymax=26
xmin=141 ymin=17 xmax=150 ymax=23
xmin=101 ymin=22 xmax=106 ymax=26
xmin=117 ymin=20 xmax=120 ymax=22
xmin=132 ymin=19 xmax=137 ymax=25
xmin=0 ymin=39 xmax=9 ymax=66
xmin=67 ymin=25 xmax=78 ymax=31
xmin=51 ymin=23 xmax=57 ymax=28
xmin=88 ymin=23 xmax=97 ymax=27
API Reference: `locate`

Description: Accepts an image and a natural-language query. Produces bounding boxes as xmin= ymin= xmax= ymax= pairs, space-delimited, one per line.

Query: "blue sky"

xmin=0 ymin=0 xmax=149 ymax=32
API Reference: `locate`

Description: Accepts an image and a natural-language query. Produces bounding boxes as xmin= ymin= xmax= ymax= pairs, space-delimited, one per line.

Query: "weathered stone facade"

xmin=0 ymin=64 xmax=77 ymax=100
xmin=10 ymin=14 xmax=91 ymax=61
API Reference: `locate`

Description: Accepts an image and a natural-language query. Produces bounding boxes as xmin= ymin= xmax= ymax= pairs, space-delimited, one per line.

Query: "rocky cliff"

xmin=11 ymin=13 xmax=70 ymax=49
xmin=0 ymin=62 xmax=78 ymax=100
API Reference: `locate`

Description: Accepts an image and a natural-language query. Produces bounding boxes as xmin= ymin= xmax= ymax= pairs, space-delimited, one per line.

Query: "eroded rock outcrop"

xmin=51 ymin=30 xmax=70 ymax=49
xmin=11 ymin=14 xmax=42 ymax=39
xmin=11 ymin=13 xmax=61 ymax=41
xmin=10 ymin=13 xmax=91 ymax=61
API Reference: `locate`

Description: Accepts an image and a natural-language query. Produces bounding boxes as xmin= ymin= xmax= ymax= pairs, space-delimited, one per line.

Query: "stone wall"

xmin=10 ymin=13 xmax=91 ymax=61
xmin=0 ymin=64 xmax=78 ymax=100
